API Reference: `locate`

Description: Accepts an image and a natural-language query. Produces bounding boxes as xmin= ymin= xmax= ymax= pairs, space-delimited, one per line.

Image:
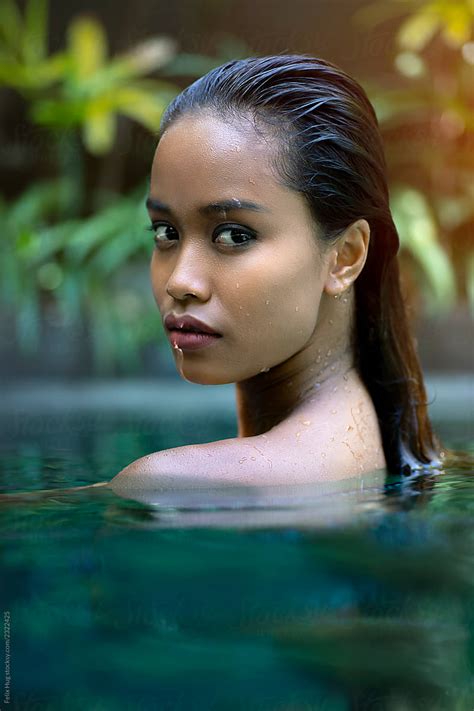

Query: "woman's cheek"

xmin=150 ymin=263 xmax=168 ymax=308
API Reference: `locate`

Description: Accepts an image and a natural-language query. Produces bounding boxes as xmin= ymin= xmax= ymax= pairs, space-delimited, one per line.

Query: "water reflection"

xmin=0 ymin=416 xmax=473 ymax=709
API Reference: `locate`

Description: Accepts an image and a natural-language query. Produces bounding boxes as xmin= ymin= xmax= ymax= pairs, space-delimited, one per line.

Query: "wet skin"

xmin=110 ymin=111 xmax=386 ymax=492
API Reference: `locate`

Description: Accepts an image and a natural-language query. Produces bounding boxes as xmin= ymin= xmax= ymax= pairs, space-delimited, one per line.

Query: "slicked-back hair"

xmin=157 ymin=53 xmax=441 ymax=475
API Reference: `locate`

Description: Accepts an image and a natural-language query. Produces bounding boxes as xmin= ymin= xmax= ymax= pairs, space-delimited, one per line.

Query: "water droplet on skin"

xmin=316 ymin=356 xmax=321 ymax=363
xmin=323 ymin=361 xmax=328 ymax=367
xmin=239 ymin=458 xmax=247 ymax=464
xmin=239 ymin=306 xmax=243 ymax=310
xmin=250 ymin=456 xmax=256 ymax=461
xmin=343 ymin=298 xmax=348 ymax=304
xmin=265 ymin=300 xmax=270 ymax=305
xmin=245 ymin=312 xmax=250 ymax=316
xmin=296 ymin=432 xmax=301 ymax=437
xmin=236 ymin=283 xmax=240 ymax=288
xmin=315 ymin=382 xmax=321 ymax=388
xmin=301 ymin=420 xmax=311 ymax=426
xmin=295 ymin=306 xmax=299 ymax=312
xmin=330 ymin=365 xmax=336 ymax=372
xmin=262 ymin=434 xmax=267 ymax=439
xmin=329 ymin=319 xmax=334 ymax=325
xmin=327 ymin=349 xmax=332 ymax=356
xmin=333 ymin=386 xmax=338 ymax=392
xmin=331 ymin=409 xmax=337 ymax=415
xmin=249 ymin=178 xmax=255 ymax=184
xmin=172 ymin=342 xmax=189 ymax=381
xmin=344 ymin=385 xmax=350 ymax=392
xmin=259 ymin=366 xmax=270 ymax=373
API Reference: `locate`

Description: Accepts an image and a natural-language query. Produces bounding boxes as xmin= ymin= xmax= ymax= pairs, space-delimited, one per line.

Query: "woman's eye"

xmin=148 ymin=223 xmax=178 ymax=246
xmin=147 ymin=223 xmax=256 ymax=249
xmin=213 ymin=225 xmax=256 ymax=248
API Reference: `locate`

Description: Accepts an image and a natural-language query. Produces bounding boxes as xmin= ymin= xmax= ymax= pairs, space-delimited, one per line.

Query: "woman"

xmin=108 ymin=53 xmax=442 ymax=494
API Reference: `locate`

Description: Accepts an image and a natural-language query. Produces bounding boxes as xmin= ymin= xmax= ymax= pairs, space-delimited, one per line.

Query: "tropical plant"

xmin=0 ymin=0 xmax=251 ymax=372
xmin=353 ymin=0 xmax=474 ymax=315
xmin=0 ymin=0 xmax=181 ymax=155
xmin=0 ymin=179 xmax=161 ymax=372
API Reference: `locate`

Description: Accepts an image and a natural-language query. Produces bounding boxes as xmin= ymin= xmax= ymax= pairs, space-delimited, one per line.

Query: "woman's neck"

xmin=235 ymin=290 xmax=356 ymax=437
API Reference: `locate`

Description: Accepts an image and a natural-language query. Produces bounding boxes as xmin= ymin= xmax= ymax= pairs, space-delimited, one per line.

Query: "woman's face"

xmin=148 ymin=111 xmax=331 ymax=385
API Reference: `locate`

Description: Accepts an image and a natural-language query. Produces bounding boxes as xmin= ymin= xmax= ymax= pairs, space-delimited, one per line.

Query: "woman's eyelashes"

xmin=146 ymin=222 xmax=257 ymax=249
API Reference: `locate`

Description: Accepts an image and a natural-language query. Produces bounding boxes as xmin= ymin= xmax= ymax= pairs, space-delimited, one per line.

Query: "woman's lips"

xmin=168 ymin=330 xmax=222 ymax=351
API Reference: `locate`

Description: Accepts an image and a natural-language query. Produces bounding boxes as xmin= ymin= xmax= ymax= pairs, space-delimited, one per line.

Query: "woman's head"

xmin=149 ymin=110 xmax=367 ymax=385
xmin=158 ymin=54 xmax=399 ymax=262
xmin=149 ymin=53 xmax=440 ymax=474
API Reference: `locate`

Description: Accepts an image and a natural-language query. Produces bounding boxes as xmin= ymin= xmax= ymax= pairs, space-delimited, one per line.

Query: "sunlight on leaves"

xmin=397 ymin=0 xmax=473 ymax=51
xmin=394 ymin=51 xmax=427 ymax=77
xmin=391 ymin=187 xmax=457 ymax=313
xmin=121 ymin=37 xmax=177 ymax=75
xmin=67 ymin=16 xmax=107 ymax=79
xmin=398 ymin=7 xmax=441 ymax=51
xmin=82 ymin=101 xmax=117 ymax=154
xmin=354 ymin=0 xmax=474 ymax=52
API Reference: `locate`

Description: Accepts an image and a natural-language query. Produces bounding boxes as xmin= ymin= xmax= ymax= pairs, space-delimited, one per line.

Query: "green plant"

xmin=1 ymin=179 xmax=162 ymax=372
xmin=354 ymin=0 xmax=474 ymax=315
xmin=0 ymin=0 xmax=251 ymax=373
xmin=0 ymin=0 xmax=181 ymax=155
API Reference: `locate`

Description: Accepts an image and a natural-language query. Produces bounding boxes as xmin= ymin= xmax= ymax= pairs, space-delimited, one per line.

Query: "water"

xmin=0 ymin=411 xmax=473 ymax=710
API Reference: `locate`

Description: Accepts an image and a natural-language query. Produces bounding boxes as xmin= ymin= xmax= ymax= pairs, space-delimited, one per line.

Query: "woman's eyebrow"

xmin=145 ymin=197 xmax=271 ymax=216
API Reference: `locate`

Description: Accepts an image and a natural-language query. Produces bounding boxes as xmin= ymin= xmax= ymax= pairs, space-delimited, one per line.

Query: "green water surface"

xmin=0 ymin=412 xmax=473 ymax=711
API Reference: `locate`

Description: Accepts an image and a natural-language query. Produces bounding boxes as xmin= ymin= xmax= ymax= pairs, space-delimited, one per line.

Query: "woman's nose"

xmin=165 ymin=245 xmax=210 ymax=302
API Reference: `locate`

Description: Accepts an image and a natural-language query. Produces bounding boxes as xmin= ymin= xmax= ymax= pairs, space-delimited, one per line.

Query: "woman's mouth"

xmin=168 ymin=329 xmax=222 ymax=351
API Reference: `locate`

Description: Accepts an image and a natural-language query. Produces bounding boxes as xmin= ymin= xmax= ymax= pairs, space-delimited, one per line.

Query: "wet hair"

xmin=157 ymin=53 xmax=441 ymax=475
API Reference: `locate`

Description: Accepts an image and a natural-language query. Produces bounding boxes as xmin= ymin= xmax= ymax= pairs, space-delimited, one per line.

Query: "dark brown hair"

xmin=158 ymin=53 xmax=441 ymax=475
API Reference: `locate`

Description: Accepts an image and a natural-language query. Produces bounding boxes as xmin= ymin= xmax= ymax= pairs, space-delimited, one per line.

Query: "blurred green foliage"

xmin=0 ymin=178 xmax=160 ymax=372
xmin=0 ymin=0 xmax=472 ymax=373
xmin=0 ymin=0 xmax=179 ymax=154
xmin=355 ymin=0 xmax=474 ymax=314
xmin=0 ymin=0 xmax=250 ymax=372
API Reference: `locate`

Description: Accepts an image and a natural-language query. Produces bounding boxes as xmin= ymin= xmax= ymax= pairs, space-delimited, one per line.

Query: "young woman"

xmin=107 ymin=53 xmax=442 ymax=495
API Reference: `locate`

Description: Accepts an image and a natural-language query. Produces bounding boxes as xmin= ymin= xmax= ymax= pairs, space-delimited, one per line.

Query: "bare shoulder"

xmin=266 ymin=378 xmax=386 ymax=481
xmin=109 ymin=376 xmax=385 ymax=494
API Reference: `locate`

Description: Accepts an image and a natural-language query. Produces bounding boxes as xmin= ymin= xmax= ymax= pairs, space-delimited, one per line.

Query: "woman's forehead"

xmin=150 ymin=115 xmax=297 ymax=212
xmin=153 ymin=113 xmax=273 ymax=173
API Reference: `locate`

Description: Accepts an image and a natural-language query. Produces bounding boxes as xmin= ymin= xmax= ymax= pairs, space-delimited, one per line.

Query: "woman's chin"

xmin=176 ymin=369 xmax=233 ymax=386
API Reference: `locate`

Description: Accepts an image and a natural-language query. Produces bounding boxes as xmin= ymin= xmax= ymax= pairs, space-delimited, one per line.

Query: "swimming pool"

xmin=1 ymin=378 xmax=473 ymax=710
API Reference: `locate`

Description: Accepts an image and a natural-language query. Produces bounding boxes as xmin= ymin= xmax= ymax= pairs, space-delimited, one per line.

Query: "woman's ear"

xmin=323 ymin=219 xmax=370 ymax=296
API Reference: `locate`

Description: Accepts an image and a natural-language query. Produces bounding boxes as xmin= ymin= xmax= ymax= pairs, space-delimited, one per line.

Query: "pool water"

xmin=0 ymin=412 xmax=473 ymax=710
